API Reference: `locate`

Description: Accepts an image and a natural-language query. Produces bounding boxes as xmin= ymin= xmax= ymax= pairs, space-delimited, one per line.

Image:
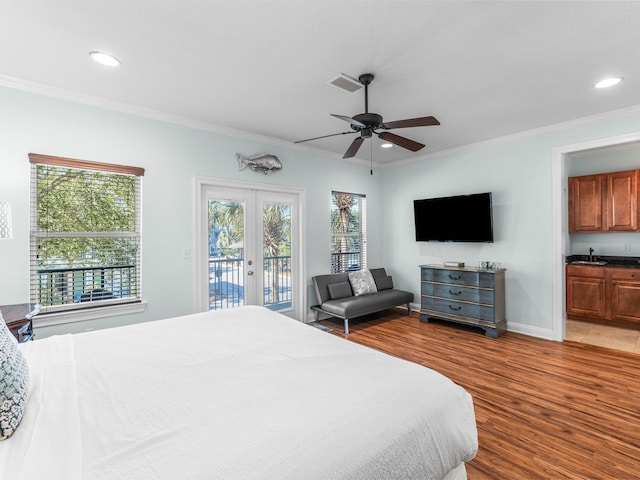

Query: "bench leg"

xmin=407 ymin=303 xmax=412 ymax=315
xmin=344 ymin=318 xmax=349 ymax=335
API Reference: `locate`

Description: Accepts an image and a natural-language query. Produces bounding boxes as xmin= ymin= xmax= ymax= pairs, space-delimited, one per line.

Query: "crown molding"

xmin=382 ymin=103 xmax=640 ymax=169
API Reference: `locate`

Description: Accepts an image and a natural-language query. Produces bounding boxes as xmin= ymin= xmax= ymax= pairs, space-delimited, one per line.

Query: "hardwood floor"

xmin=318 ymin=310 xmax=640 ymax=480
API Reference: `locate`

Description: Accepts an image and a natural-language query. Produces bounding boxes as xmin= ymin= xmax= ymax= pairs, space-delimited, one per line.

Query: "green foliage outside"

xmin=34 ymin=165 xmax=140 ymax=306
xmin=36 ymin=165 xmax=138 ymax=269
xmin=331 ymin=193 xmax=363 ymax=272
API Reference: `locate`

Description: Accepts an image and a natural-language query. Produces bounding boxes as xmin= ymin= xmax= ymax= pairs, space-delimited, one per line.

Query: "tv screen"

xmin=414 ymin=192 xmax=494 ymax=242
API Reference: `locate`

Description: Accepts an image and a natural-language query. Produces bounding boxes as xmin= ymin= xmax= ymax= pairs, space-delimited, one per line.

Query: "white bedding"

xmin=1 ymin=306 xmax=477 ymax=480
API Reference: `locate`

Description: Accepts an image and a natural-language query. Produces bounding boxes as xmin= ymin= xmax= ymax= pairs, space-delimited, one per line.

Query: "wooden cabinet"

xmin=566 ymin=266 xmax=606 ymax=317
xmin=606 ymin=170 xmax=638 ymax=231
xmin=566 ymin=265 xmax=640 ymax=326
xmin=609 ymin=268 xmax=640 ymax=323
xmin=569 ymin=169 xmax=639 ymax=233
xmin=420 ymin=265 xmax=506 ymax=337
xmin=569 ymin=174 xmax=603 ymax=232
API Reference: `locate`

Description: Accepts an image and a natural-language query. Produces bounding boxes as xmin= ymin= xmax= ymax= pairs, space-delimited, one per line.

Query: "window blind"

xmin=330 ymin=191 xmax=367 ymax=274
xmin=29 ymin=153 xmax=144 ymax=313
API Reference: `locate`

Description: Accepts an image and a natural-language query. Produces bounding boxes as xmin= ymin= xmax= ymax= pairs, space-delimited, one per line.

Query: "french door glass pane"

xmin=208 ymin=199 xmax=245 ymax=310
xmin=262 ymin=202 xmax=292 ymax=311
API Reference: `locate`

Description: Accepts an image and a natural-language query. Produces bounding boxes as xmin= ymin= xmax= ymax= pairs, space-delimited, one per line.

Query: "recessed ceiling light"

xmin=89 ymin=51 xmax=121 ymax=67
xmin=594 ymin=77 xmax=622 ymax=89
xmin=381 ymin=142 xmax=393 ymax=149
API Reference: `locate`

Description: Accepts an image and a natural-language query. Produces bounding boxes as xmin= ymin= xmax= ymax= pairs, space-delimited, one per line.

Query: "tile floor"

xmin=566 ymin=319 xmax=640 ymax=354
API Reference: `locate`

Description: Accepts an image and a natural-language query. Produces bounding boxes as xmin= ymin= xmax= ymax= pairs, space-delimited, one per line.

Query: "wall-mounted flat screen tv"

xmin=414 ymin=192 xmax=494 ymax=242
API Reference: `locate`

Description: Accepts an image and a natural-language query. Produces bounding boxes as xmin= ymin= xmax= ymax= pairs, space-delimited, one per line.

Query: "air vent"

xmin=327 ymin=73 xmax=362 ymax=93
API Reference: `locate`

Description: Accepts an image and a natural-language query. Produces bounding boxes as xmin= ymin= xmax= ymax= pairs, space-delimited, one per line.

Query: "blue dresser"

xmin=420 ymin=265 xmax=506 ymax=337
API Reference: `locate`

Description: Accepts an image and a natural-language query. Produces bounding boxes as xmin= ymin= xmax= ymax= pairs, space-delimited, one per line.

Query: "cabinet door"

xmin=566 ymin=275 xmax=606 ymax=318
xmin=568 ymin=174 xmax=603 ymax=232
xmin=610 ymin=281 xmax=640 ymax=323
xmin=609 ymin=268 xmax=640 ymax=323
xmin=606 ymin=170 xmax=638 ymax=231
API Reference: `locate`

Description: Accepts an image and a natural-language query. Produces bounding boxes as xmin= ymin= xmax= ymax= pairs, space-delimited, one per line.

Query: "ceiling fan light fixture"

xmin=381 ymin=142 xmax=393 ymax=149
xmin=594 ymin=77 xmax=622 ymax=89
xmin=89 ymin=51 xmax=121 ymax=67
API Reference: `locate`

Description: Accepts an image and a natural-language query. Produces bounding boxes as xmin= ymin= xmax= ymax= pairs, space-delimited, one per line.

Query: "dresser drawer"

xmin=423 ymin=297 xmax=495 ymax=321
xmin=432 ymin=283 xmax=479 ymax=303
xmin=422 ymin=268 xmax=479 ymax=286
xmin=423 ymin=282 xmax=495 ymax=304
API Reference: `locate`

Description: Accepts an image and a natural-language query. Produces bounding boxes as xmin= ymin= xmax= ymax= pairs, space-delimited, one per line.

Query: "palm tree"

xmin=208 ymin=200 xmax=244 ymax=256
xmin=331 ymin=193 xmax=356 ymax=273
xmin=263 ymin=203 xmax=291 ymax=305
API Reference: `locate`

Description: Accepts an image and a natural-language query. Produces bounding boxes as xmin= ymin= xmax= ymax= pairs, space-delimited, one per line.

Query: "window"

xmin=29 ymin=153 xmax=144 ymax=313
xmin=331 ymin=191 xmax=366 ymax=273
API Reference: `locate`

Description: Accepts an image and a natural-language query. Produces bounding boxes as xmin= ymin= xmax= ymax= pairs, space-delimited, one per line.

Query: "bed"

xmin=1 ymin=306 xmax=477 ymax=480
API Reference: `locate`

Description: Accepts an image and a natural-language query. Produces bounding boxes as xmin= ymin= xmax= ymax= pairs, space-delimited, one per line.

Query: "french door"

xmin=196 ymin=179 xmax=304 ymax=320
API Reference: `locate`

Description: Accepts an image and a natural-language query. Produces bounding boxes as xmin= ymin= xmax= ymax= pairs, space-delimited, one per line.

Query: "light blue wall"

xmin=382 ymin=110 xmax=640 ymax=337
xmin=0 ymin=86 xmax=382 ymax=335
xmin=3 ymin=84 xmax=640 ymax=339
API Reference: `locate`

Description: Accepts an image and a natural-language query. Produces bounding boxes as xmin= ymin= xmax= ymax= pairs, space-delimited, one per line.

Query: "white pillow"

xmin=348 ymin=269 xmax=378 ymax=296
xmin=0 ymin=313 xmax=30 ymax=440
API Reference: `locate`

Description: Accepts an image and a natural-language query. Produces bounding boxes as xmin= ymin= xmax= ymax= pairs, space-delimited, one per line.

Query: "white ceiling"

xmin=2 ymin=1 xmax=640 ymax=166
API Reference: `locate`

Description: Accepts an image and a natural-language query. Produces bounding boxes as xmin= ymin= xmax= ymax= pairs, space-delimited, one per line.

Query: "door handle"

xmin=247 ymin=271 xmax=254 ymax=276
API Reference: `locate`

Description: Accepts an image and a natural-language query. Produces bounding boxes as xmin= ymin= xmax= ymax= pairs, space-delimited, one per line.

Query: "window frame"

xmin=330 ymin=191 xmax=367 ymax=274
xmin=28 ymin=153 xmax=145 ymax=321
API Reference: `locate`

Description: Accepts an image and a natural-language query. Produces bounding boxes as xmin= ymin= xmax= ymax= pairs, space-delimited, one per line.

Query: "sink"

xmin=570 ymin=260 xmax=608 ymax=266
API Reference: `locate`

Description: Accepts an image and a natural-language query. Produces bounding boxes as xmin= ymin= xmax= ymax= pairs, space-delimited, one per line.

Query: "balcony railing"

xmin=209 ymin=255 xmax=291 ymax=311
xmin=331 ymin=251 xmax=362 ymax=274
xmin=35 ymin=255 xmax=293 ymax=311
xmin=36 ymin=264 xmax=138 ymax=307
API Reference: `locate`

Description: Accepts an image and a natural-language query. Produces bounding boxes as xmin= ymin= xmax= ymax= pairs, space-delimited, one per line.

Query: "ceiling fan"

xmin=295 ymin=73 xmax=440 ymax=159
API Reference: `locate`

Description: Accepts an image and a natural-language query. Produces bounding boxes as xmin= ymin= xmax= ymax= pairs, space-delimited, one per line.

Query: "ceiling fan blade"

xmin=294 ymin=131 xmax=355 ymax=144
xmin=378 ymin=131 xmax=425 ymax=152
xmin=330 ymin=113 xmax=366 ymax=128
xmin=381 ymin=116 xmax=440 ymax=130
xmin=343 ymin=136 xmax=365 ymax=159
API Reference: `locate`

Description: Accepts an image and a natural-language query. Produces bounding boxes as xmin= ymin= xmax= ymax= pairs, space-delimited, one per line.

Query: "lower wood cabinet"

xmin=609 ymin=268 xmax=640 ymax=323
xmin=566 ymin=266 xmax=606 ymax=317
xmin=566 ymin=265 xmax=640 ymax=325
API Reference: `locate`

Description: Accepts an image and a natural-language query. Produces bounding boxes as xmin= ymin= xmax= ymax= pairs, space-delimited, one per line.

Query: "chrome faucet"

xmin=589 ymin=247 xmax=595 ymax=262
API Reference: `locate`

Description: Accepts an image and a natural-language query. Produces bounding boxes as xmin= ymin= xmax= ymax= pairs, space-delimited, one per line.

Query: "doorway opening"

xmin=552 ymin=133 xmax=640 ymax=351
xmin=194 ymin=177 xmax=306 ymax=321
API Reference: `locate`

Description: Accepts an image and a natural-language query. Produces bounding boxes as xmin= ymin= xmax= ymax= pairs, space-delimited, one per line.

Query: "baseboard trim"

xmin=505 ymin=321 xmax=554 ymax=341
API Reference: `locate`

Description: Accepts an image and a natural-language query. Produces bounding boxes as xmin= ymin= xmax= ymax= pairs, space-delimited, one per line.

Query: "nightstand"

xmin=1 ymin=303 xmax=40 ymax=342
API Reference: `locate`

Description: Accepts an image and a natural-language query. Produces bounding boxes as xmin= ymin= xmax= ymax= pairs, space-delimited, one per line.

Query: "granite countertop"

xmin=566 ymin=254 xmax=640 ymax=268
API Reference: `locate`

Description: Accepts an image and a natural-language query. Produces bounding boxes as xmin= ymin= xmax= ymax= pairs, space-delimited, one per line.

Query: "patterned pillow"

xmin=0 ymin=313 xmax=29 ymax=440
xmin=348 ymin=269 xmax=378 ymax=296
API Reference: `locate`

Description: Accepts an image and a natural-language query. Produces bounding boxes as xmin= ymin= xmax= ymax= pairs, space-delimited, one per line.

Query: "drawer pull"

xmin=449 ymin=289 xmax=462 ymax=296
xmin=448 ymin=305 xmax=462 ymax=311
xmin=449 ymin=274 xmax=462 ymax=280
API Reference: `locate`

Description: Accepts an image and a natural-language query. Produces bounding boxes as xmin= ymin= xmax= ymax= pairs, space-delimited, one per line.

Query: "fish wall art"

xmin=237 ymin=153 xmax=282 ymax=174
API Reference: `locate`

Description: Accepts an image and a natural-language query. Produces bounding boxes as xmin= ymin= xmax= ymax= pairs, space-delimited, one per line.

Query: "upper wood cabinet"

xmin=606 ymin=170 xmax=638 ymax=231
xmin=568 ymin=169 xmax=638 ymax=233
xmin=568 ymin=174 xmax=603 ymax=232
